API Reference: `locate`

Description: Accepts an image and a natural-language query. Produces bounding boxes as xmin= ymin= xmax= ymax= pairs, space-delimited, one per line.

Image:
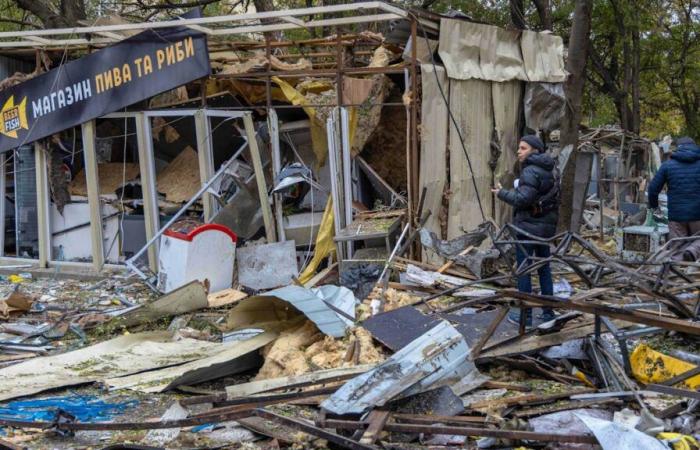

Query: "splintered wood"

xmin=156 ymin=146 xmax=201 ymax=203
xmin=69 ymin=163 xmax=140 ymax=196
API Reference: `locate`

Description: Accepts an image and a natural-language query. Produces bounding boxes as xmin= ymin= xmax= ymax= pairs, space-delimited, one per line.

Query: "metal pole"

xmin=326 ymin=113 xmax=346 ymax=260
xmin=135 ymin=113 xmax=160 ymax=271
xmin=0 ymin=152 xmax=5 ymax=257
xmin=268 ymin=109 xmax=286 ymax=242
xmin=34 ymin=144 xmax=51 ymax=268
xmin=340 ymin=107 xmax=354 ymax=258
xmin=244 ymin=112 xmax=276 ymax=243
xmin=195 ymin=109 xmax=216 ymax=221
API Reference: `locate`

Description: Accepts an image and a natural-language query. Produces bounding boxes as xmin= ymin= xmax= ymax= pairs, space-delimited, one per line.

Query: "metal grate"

xmin=623 ymin=232 xmax=651 ymax=253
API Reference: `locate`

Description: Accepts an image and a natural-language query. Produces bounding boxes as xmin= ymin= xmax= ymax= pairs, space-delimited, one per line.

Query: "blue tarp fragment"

xmin=0 ymin=394 xmax=137 ymax=422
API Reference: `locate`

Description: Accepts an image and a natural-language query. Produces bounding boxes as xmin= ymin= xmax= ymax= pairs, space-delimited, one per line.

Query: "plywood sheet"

xmin=208 ymin=288 xmax=248 ymax=308
xmin=419 ymin=64 xmax=449 ymax=265
xmin=156 ymin=146 xmax=201 ymax=203
xmin=492 ymin=81 xmax=523 ymax=226
xmin=69 ymin=163 xmax=140 ymax=196
xmin=447 ymin=79 xmax=494 ymax=239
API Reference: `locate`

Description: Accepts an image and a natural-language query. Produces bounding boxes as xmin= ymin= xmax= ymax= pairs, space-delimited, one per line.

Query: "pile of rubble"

xmin=1 ymin=214 xmax=700 ymax=450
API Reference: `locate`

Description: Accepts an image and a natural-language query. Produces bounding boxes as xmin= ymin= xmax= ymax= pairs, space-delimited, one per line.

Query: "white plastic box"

xmin=157 ymin=224 xmax=238 ymax=293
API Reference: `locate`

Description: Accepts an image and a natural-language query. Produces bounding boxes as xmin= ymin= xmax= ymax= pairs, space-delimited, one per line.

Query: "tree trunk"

xmin=558 ymin=0 xmax=593 ymax=232
xmin=532 ymin=0 xmax=552 ymax=30
xmin=510 ymin=0 xmax=526 ymax=29
xmin=681 ymin=102 xmax=700 ymax=141
xmin=15 ymin=0 xmax=80 ymax=28
xmin=252 ymin=0 xmax=282 ymax=40
xmin=631 ymin=20 xmax=641 ymax=134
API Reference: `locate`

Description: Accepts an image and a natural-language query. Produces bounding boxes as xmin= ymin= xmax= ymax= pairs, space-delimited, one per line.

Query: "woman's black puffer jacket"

xmin=497 ymin=152 xmax=559 ymax=238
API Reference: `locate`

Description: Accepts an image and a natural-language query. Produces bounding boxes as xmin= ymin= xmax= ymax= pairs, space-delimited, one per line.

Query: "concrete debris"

xmin=237 ymin=241 xmax=300 ymax=290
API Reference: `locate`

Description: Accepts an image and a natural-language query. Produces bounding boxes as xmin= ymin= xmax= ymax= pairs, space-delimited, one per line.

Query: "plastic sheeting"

xmin=576 ymin=414 xmax=667 ymax=450
xmin=419 ymin=64 xmax=449 ymax=265
xmin=524 ymin=82 xmax=566 ymax=132
xmin=298 ymin=197 xmax=335 ymax=284
xmin=630 ymin=344 xmax=700 ymax=389
xmin=438 ymin=19 xmax=566 ymax=82
xmin=0 ymin=395 xmax=137 ymax=422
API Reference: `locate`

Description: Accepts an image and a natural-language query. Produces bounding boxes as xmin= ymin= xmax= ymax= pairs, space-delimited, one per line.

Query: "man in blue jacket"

xmin=647 ymin=136 xmax=700 ymax=261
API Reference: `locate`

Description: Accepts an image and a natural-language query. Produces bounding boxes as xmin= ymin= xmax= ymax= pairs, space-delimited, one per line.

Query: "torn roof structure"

xmin=320 ymin=320 xmax=485 ymax=415
xmin=227 ymin=285 xmax=356 ymax=338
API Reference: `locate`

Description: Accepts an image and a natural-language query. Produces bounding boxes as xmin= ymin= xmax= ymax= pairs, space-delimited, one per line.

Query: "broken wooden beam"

xmin=358 ymin=410 xmax=390 ymax=445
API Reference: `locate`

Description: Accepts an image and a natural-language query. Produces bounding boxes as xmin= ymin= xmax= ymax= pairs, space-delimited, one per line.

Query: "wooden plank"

xmin=304 ymin=262 xmax=338 ymax=288
xmin=469 ymin=307 xmax=509 ymax=360
xmin=437 ymin=246 xmax=473 ymax=274
xmin=121 ymin=281 xmax=208 ymax=327
xmin=244 ymin=113 xmax=275 ymax=243
xmin=467 ymin=389 xmax=594 ymax=411
xmin=207 ymin=288 xmax=248 ymax=308
xmin=660 ymin=366 xmax=700 ymax=387
xmin=480 ymin=320 xmax=632 ymax=359
xmin=81 ymin=121 xmax=104 ymax=271
xmin=509 ymin=289 xmax=700 ymax=336
xmin=237 ymin=416 xmax=309 ymax=444
xmin=225 ymin=365 xmax=374 ymax=398
xmin=359 ymin=410 xmax=390 ymax=445
xmin=645 ymin=384 xmax=700 ymax=401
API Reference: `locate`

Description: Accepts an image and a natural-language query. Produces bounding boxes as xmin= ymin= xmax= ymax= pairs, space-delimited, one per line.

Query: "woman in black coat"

xmin=492 ymin=135 xmax=559 ymax=326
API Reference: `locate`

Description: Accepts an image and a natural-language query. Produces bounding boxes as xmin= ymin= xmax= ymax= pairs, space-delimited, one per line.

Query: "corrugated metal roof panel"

xmin=239 ymin=285 xmax=355 ymax=338
xmin=321 ymin=320 xmax=486 ymax=415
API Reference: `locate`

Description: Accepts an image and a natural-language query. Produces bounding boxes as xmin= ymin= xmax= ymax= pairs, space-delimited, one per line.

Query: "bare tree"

xmin=13 ymin=0 xmax=86 ymax=28
xmin=558 ymin=0 xmax=593 ymax=231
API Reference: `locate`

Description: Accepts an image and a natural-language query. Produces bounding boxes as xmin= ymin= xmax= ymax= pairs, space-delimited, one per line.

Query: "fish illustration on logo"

xmin=1 ymin=96 xmax=29 ymax=139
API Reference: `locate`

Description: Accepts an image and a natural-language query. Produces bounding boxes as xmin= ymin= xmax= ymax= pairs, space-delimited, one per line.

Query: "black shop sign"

xmin=0 ymin=11 xmax=210 ymax=153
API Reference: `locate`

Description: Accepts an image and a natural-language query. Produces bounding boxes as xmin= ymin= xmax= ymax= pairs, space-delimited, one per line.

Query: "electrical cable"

xmin=409 ymin=12 xmax=487 ymax=222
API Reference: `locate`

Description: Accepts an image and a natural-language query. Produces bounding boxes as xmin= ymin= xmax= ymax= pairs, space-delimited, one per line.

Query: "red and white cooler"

xmin=157 ymin=223 xmax=238 ymax=293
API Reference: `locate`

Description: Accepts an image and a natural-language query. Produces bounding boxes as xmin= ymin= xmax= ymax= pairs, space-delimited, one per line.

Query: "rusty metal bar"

xmin=212 ymin=66 xmax=408 ymax=78
xmin=322 ymin=419 xmax=598 ymax=444
xmin=645 ymin=384 xmax=700 ymax=401
xmin=507 ymin=289 xmax=700 ymax=336
xmin=256 ymin=409 xmax=376 ymax=450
